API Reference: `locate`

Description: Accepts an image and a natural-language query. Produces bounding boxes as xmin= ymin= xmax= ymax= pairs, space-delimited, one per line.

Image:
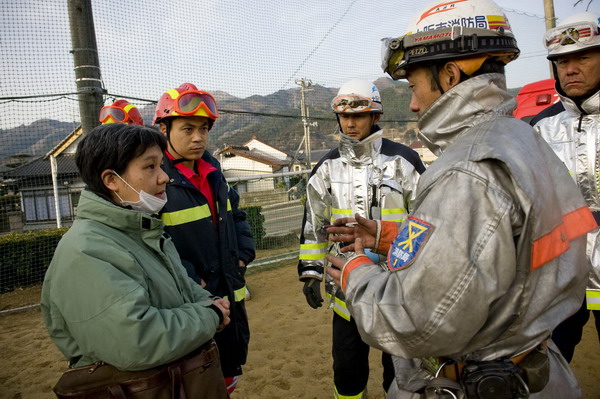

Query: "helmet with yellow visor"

xmin=99 ymin=99 xmax=144 ymax=126
xmin=153 ymin=83 xmax=218 ymax=126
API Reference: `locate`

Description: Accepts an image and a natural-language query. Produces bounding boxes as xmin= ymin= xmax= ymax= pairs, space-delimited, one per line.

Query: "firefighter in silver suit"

xmin=298 ymin=78 xmax=425 ymax=398
xmin=326 ymin=1 xmax=597 ymax=398
xmin=532 ymin=11 xmax=600 ymax=363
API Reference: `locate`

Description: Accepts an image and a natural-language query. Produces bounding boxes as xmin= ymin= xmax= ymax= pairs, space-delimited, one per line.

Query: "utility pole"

xmin=543 ymin=0 xmax=557 ymax=78
xmin=68 ymin=0 xmax=105 ymax=135
xmin=543 ymin=0 xmax=556 ymax=31
xmin=295 ymin=78 xmax=314 ymax=170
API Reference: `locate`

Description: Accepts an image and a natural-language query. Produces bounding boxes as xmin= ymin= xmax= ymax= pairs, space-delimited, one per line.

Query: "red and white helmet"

xmin=331 ymin=79 xmax=383 ymax=114
xmin=99 ymin=99 xmax=144 ymax=126
xmin=153 ymin=83 xmax=219 ymax=125
xmin=381 ymin=0 xmax=520 ymax=80
xmin=544 ymin=12 xmax=600 ymax=60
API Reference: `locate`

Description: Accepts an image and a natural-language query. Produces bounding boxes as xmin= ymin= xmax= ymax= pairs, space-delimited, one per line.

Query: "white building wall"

xmin=220 ymin=156 xmax=272 ymax=174
xmin=220 ymin=154 xmax=276 ymax=192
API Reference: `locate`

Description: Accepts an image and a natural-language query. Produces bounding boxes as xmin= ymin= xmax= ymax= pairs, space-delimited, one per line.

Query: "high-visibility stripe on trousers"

xmin=334 ymin=386 xmax=365 ymax=399
xmin=587 ymin=289 xmax=600 ymax=310
xmin=326 ymin=292 xmax=351 ymax=321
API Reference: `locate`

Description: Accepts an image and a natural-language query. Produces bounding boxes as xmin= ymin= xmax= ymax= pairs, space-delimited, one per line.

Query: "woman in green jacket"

xmin=41 ymin=124 xmax=230 ymax=382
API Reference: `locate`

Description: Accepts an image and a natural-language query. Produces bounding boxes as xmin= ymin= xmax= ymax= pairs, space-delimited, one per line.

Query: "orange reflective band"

xmin=377 ymin=221 xmax=399 ymax=254
xmin=340 ymin=255 xmax=372 ymax=292
xmin=531 ymin=206 xmax=597 ymax=270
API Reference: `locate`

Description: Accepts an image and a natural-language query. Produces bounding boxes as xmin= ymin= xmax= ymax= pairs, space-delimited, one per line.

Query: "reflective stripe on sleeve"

xmin=381 ymin=208 xmax=407 ymax=222
xmin=299 ymin=242 xmax=328 ymax=260
xmin=531 ymin=206 xmax=597 ymax=270
xmin=325 ymin=292 xmax=350 ymax=321
xmin=587 ymin=289 xmax=600 ymax=310
xmin=340 ymin=255 xmax=373 ymax=293
xmin=331 ymin=208 xmax=353 ymax=222
xmin=161 ymin=204 xmax=212 ymax=226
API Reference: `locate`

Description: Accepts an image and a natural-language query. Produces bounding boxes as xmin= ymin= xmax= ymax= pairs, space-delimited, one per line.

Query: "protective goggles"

xmin=544 ymin=22 xmax=600 ymax=51
xmin=173 ymin=90 xmax=218 ymax=119
xmin=331 ymin=95 xmax=382 ymax=113
xmin=99 ymin=105 xmax=130 ymax=124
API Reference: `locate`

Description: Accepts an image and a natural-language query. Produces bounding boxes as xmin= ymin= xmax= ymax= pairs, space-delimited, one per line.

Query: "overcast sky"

xmin=0 ymin=0 xmax=598 ymax=129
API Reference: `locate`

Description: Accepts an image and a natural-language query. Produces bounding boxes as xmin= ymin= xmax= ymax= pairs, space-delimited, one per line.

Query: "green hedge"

xmin=0 ymin=207 xmax=266 ymax=293
xmin=0 ymin=227 xmax=69 ymax=293
xmin=242 ymin=206 xmax=266 ymax=248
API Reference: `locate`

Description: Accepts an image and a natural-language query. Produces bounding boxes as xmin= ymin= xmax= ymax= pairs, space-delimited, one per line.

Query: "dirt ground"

xmin=0 ymin=262 xmax=598 ymax=399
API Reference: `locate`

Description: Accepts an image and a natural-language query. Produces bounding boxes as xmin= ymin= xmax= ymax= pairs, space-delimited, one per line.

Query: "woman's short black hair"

xmin=75 ymin=124 xmax=167 ymax=198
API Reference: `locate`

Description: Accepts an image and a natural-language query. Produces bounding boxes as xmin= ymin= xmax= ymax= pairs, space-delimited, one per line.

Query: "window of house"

xmin=22 ymin=189 xmax=73 ymax=222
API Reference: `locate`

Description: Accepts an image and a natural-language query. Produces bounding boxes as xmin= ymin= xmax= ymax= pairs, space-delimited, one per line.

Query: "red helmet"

xmin=99 ymin=99 xmax=144 ymax=126
xmin=153 ymin=83 xmax=219 ymax=125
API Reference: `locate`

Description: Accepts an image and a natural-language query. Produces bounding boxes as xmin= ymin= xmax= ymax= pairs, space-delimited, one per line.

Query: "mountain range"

xmin=0 ymin=77 xmax=519 ymax=167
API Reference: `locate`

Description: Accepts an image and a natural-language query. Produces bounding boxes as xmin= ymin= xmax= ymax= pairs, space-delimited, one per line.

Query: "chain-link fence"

xmin=0 ymin=0 xmax=560 ymax=309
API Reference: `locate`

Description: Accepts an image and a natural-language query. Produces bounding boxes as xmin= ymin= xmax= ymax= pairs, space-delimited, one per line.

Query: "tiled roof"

xmin=0 ymin=154 xmax=79 ymax=178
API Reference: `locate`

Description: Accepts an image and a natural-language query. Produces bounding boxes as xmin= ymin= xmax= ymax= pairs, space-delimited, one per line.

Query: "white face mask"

xmin=111 ymin=170 xmax=167 ymax=214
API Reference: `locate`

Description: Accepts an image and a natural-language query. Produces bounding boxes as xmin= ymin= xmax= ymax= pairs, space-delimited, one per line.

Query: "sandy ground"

xmin=0 ymin=262 xmax=598 ymax=399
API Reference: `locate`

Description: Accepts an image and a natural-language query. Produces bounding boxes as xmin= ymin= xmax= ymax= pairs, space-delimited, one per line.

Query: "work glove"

xmin=302 ymin=279 xmax=323 ymax=309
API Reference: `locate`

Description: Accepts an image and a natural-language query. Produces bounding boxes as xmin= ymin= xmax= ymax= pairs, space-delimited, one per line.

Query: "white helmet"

xmin=544 ymin=12 xmax=600 ymax=60
xmin=381 ymin=0 xmax=520 ymax=80
xmin=331 ymin=79 xmax=383 ymax=114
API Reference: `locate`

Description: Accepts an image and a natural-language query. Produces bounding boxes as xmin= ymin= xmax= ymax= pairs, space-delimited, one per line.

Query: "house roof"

xmin=0 ymin=153 xmax=79 ymax=178
xmin=409 ymin=140 xmax=425 ymax=149
xmin=46 ymin=125 xmax=83 ymax=158
xmin=217 ymin=145 xmax=288 ymax=167
xmin=244 ymin=136 xmax=291 ymax=157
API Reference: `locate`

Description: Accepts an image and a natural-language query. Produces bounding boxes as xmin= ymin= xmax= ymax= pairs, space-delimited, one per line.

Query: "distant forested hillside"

xmin=1 ymin=77 xmax=518 ymax=168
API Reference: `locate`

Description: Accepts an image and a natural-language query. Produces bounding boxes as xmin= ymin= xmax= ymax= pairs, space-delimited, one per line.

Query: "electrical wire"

xmin=280 ymin=0 xmax=359 ymax=90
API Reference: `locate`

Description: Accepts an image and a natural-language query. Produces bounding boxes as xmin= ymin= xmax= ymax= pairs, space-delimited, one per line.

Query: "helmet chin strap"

xmin=429 ymin=64 xmax=445 ymax=96
xmin=164 ymin=121 xmax=192 ymax=166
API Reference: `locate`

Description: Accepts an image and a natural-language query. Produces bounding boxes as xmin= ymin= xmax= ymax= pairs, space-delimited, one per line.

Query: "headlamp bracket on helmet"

xmin=383 ymin=27 xmax=518 ymax=80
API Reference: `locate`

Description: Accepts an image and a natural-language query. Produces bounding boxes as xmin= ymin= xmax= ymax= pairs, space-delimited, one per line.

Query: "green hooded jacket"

xmin=41 ymin=190 xmax=220 ymax=371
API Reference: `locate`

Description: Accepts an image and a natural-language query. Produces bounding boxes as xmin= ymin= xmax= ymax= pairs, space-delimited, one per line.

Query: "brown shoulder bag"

xmin=52 ymin=339 xmax=229 ymax=399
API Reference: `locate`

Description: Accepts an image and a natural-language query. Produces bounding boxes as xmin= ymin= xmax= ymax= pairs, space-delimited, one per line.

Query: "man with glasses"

xmin=298 ymin=78 xmax=425 ymax=398
xmin=154 ymin=83 xmax=255 ymax=394
xmin=531 ymin=11 xmax=600 ymax=362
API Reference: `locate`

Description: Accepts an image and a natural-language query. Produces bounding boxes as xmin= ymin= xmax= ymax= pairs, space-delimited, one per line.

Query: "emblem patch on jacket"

xmin=388 ymin=216 xmax=434 ymax=271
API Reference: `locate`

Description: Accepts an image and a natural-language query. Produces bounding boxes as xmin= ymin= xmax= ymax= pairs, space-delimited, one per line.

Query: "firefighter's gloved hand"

xmin=303 ymin=279 xmax=323 ymax=309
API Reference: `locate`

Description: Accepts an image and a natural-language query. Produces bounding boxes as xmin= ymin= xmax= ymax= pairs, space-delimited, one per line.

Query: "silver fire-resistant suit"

xmin=298 ymin=129 xmax=422 ymax=316
xmin=533 ymin=87 xmax=600 ymax=309
xmin=338 ymin=74 xmax=596 ymax=398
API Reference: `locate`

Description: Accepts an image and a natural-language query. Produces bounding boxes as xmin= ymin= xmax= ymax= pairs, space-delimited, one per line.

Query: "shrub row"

xmin=0 ymin=206 xmax=268 ymax=293
xmin=0 ymin=228 xmax=69 ymax=293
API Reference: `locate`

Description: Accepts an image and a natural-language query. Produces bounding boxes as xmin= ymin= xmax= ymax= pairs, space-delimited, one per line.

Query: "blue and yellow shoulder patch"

xmin=388 ymin=216 xmax=434 ymax=271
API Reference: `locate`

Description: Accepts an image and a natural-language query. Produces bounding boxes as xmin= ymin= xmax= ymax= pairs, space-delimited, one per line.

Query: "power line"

xmin=281 ymin=0 xmax=359 ymax=90
xmin=502 ymin=7 xmax=556 ymax=22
